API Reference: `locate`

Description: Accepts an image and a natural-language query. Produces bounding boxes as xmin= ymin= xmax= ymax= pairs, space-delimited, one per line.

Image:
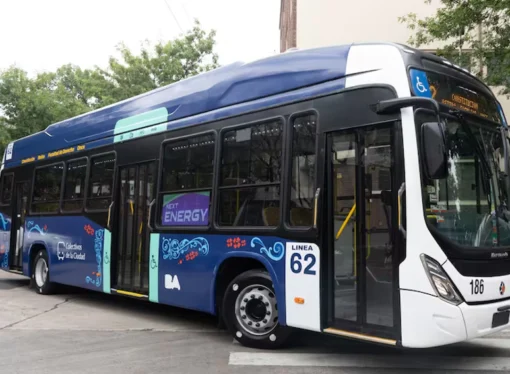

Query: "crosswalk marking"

xmin=228 ymin=352 xmax=510 ymax=370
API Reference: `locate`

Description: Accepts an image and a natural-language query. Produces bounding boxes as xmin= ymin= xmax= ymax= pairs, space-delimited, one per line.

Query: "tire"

xmin=222 ymin=269 xmax=292 ymax=349
xmin=31 ymin=249 xmax=56 ymax=295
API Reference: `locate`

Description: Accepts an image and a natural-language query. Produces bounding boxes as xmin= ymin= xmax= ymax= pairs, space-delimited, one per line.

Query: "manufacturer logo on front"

xmin=500 ymin=282 xmax=506 ymax=296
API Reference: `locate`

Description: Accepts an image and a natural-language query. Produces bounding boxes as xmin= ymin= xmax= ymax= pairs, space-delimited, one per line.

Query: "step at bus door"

xmin=112 ymin=162 xmax=156 ymax=296
xmin=325 ymin=123 xmax=403 ymax=342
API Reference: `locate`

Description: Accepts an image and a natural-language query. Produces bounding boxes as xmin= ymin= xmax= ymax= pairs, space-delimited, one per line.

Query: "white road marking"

xmin=228 ymin=352 xmax=510 ymax=370
xmin=229 ymin=337 xmax=510 ymax=369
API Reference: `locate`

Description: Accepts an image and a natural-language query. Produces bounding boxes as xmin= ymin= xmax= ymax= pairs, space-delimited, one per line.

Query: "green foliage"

xmin=0 ymin=20 xmax=218 ymax=156
xmin=399 ymin=0 xmax=510 ymax=93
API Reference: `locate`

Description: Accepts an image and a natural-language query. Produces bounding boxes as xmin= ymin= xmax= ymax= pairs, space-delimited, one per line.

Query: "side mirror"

xmin=421 ymin=122 xmax=448 ymax=180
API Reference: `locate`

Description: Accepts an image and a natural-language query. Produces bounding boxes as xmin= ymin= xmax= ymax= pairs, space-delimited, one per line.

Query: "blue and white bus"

xmin=1 ymin=42 xmax=510 ymax=349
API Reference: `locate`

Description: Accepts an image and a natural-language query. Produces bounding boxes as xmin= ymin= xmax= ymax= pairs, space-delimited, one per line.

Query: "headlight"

xmin=420 ymin=254 xmax=463 ymax=305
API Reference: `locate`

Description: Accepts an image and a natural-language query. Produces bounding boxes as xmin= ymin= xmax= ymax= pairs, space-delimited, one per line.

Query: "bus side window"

xmin=86 ymin=154 xmax=115 ymax=210
xmin=218 ymin=119 xmax=283 ymax=227
xmin=62 ymin=158 xmax=87 ymax=212
xmin=159 ymin=133 xmax=215 ymax=227
xmin=31 ymin=164 xmax=64 ymax=214
xmin=0 ymin=174 xmax=14 ymax=205
xmin=288 ymin=114 xmax=317 ymax=228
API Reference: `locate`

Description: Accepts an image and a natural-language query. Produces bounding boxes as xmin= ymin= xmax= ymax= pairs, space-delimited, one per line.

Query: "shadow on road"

xmin=0 ymin=276 xmax=30 ymax=290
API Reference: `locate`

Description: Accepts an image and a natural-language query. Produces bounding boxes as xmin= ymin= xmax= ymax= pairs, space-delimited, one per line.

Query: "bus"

xmin=1 ymin=42 xmax=510 ymax=349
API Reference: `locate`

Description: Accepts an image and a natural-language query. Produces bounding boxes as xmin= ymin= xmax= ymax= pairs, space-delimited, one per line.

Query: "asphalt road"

xmin=1 ymin=271 xmax=510 ymax=373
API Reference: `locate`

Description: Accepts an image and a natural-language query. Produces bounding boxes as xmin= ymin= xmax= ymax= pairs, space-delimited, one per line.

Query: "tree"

xmin=97 ymin=19 xmax=219 ymax=103
xmin=399 ymin=0 xmax=510 ymax=94
xmin=0 ymin=20 xmax=218 ymax=156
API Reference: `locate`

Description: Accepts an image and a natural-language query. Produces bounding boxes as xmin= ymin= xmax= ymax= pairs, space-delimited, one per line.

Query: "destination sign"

xmin=409 ymin=69 xmax=503 ymax=124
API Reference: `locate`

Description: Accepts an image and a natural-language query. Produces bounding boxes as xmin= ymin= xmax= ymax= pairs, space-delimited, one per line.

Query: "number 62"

xmin=290 ymin=253 xmax=316 ymax=275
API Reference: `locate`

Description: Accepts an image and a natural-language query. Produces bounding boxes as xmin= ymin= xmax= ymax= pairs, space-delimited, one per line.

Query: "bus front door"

xmin=325 ymin=123 xmax=402 ymax=343
xmin=112 ymin=162 xmax=156 ymax=296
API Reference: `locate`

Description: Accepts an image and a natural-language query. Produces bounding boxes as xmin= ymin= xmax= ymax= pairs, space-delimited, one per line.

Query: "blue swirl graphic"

xmin=1 ymin=249 xmax=8 ymax=268
xmin=85 ymin=229 xmax=103 ymax=287
xmin=0 ymin=213 xmax=9 ymax=267
xmin=0 ymin=213 xmax=8 ymax=231
xmin=162 ymin=237 xmax=209 ymax=260
xmin=250 ymin=237 xmax=285 ymax=261
xmin=27 ymin=223 xmax=47 ymax=238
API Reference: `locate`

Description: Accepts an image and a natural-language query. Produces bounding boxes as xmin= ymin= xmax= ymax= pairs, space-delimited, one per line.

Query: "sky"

xmin=0 ymin=0 xmax=281 ymax=75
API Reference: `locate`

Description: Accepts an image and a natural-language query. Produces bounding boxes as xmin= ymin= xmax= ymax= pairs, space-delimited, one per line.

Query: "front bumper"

xmin=400 ymin=289 xmax=510 ymax=348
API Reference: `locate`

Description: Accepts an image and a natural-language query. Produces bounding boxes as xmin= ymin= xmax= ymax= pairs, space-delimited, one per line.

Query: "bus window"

xmin=0 ymin=174 xmax=13 ymax=204
xmin=289 ymin=114 xmax=316 ymax=227
xmin=159 ymin=133 xmax=215 ymax=227
xmin=218 ymin=119 xmax=283 ymax=227
xmin=86 ymin=154 xmax=115 ymax=210
xmin=62 ymin=158 xmax=87 ymax=212
xmin=31 ymin=163 xmax=64 ymax=213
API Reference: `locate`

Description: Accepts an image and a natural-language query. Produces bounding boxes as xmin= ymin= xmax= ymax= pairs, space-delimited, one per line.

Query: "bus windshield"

xmin=421 ymin=113 xmax=510 ymax=248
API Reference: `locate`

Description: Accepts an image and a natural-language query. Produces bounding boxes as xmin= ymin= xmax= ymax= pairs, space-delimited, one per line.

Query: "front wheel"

xmin=222 ymin=269 xmax=292 ymax=349
xmin=31 ymin=249 xmax=56 ymax=295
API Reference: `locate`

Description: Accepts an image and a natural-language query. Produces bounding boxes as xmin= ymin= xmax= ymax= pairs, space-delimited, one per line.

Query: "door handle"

xmin=398 ymin=182 xmax=406 ymax=238
xmin=107 ymin=202 xmax=114 ymax=230
xmin=148 ymin=199 xmax=156 ymax=231
xmin=313 ymin=188 xmax=321 ymax=229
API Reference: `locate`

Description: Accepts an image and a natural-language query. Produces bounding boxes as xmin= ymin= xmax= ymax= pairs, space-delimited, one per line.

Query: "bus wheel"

xmin=32 ymin=250 xmax=56 ymax=295
xmin=222 ymin=269 xmax=291 ymax=349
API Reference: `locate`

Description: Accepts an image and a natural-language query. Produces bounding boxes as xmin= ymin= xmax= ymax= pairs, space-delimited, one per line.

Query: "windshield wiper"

xmin=449 ymin=110 xmax=493 ymax=194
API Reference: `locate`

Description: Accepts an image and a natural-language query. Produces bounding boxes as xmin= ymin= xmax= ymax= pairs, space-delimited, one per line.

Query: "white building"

xmin=279 ymin=0 xmax=510 ymax=113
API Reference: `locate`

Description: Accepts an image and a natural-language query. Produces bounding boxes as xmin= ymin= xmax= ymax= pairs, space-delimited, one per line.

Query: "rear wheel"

xmin=31 ymin=249 xmax=56 ymax=295
xmin=222 ymin=269 xmax=292 ymax=349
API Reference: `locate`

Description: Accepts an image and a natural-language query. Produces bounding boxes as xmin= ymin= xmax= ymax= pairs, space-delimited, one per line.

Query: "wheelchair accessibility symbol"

xmin=410 ymin=69 xmax=432 ymax=98
xmin=415 ymin=77 xmax=428 ymax=94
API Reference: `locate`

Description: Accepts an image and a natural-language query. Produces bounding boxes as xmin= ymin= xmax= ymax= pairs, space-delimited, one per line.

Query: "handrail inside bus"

xmin=336 ymin=204 xmax=356 ymax=240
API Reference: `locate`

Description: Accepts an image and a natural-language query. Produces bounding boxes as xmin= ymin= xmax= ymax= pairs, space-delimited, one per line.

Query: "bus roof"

xmin=4 ymin=43 xmax=359 ymax=167
xmin=4 ymin=42 xmax=499 ymax=168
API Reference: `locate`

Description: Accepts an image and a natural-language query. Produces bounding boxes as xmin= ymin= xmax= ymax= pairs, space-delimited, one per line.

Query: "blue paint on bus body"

xmin=22 ymin=216 xmax=106 ymax=291
xmin=14 ymin=216 xmax=289 ymax=323
xmin=156 ymin=233 xmax=287 ymax=321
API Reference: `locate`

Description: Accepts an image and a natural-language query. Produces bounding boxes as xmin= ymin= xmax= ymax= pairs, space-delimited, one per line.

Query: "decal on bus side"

xmin=285 ymin=242 xmax=320 ymax=332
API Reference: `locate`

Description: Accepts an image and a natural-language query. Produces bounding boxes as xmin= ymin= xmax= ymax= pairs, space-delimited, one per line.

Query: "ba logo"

xmin=165 ymin=274 xmax=181 ymax=290
xmin=500 ymin=282 xmax=506 ymax=296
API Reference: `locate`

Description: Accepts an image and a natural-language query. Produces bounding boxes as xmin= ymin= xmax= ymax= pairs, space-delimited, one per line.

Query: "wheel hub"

xmin=34 ymin=257 xmax=48 ymax=288
xmin=235 ymin=284 xmax=278 ymax=336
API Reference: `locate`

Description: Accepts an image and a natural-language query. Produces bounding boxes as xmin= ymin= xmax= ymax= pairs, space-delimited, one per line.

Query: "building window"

xmin=32 ymin=164 xmax=64 ymax=213
xmin=86 ymin=154 xmax=115 ymax=210
xmin=289 ymin=114 xmax=316 ymax=227
xmin=160 ymin=133 xmax=215 ymax=226
xmin=62 ymin=158 xmax=87 ymax=212
xmin=0 ymin=174 xmax=13 ymax=204
xmin=218 ymin=119 xmax=283 ymax=227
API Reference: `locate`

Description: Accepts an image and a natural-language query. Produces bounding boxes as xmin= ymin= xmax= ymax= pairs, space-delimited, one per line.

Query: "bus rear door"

xmin=111 ymin=162 xmax=157 ymax=297
xmin=9 ymin=181 xmax=29 ymax=272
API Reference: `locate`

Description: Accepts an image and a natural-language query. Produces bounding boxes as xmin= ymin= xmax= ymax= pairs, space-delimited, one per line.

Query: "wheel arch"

xmin=211 ymin=252 xmax=286 ymax=326
xmin=28 ymin=241 xmax=50 ymax=276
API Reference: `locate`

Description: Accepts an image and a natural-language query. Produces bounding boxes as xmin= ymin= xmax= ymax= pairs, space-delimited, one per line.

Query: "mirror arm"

xmin=375 ymin=97 xmax=440 ymax=115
